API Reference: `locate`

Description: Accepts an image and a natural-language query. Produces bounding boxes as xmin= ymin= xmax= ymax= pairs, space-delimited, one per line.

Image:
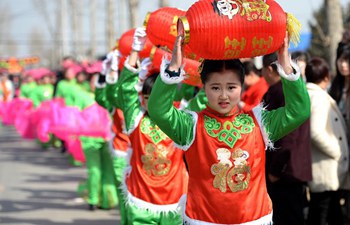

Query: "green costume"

xmin=147 ymin=61 xmax=310 ymax=224
xmin=31 ymin=84 xmax=54 ymax=108
xmin=95 ymin=81 xmax=129 ymax=225
xmin=75 ymin=90 xmax=118 ymax=209
xmin=55 ymin=79 xmax=79 ymax=106
xmin=20 ymin=82 xmax=37 ymax=100
xmin=106 ymin=65 xmax=183 ymax=225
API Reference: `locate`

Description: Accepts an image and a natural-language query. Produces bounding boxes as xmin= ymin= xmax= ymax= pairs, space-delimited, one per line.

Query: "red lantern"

xmin=144 ymin=7 xmax=185 ymax=50
xmin=178 ymin=0 xmax=301 ymax=59
xmin=150 ymin=46 xmax=202 ymax=87
xmin=118 ymin=28 xmax=154 ymax=58
xmin=143 ymin=7 xmax=201 ymax=61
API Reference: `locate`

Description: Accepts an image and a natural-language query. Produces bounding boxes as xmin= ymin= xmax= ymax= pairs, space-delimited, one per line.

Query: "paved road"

xmin=0 ymin=125 xmax=120 ymax=225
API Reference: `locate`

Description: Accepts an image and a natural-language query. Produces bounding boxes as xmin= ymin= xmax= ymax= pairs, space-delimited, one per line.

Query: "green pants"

xmin=126 ymin=203 xmax=182 ymax=225
xmin=112 ymin=156 xmax=128 ymax=225
xmin=81 ymin=137 xmax=118 ymax=208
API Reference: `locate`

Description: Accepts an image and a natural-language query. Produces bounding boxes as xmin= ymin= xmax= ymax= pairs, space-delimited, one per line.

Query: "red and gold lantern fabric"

xmin=144 ymin=7 xmax=186 ymax=51
xmin=150 ymin=46 xmax=202 ymax=87
xmin=143 ymin=7 xmax=202 ymax=61
xmin=178 ymin=0 xmax=301 ymax=60
xmin=118 ymin=28 xmax=154 ymax=58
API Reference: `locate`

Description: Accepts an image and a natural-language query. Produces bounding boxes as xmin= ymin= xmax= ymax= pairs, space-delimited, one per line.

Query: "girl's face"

xmin=41 ymin=75 xmax=51 ymax=84
xmin=76 ymin=73 xmax=86 ymax=83
xmin=142 ymin=94 xmax=150 ymax=111
xmin=204 ymin=70 xmax=242 ymax=115
xmin=337 ymin=55 xmax=350 ymax=77
xmin=64 ymin=69 xmax=75 ymax=81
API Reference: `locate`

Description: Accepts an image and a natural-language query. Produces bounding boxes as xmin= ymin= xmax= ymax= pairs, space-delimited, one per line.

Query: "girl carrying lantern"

xmin=94 ymin=49 xmax=131 ymax=225
xmin=148 ymin=32 xmax=310 ymax=225
xmin=105 ymin=27 xmax=188 ymax=224
xmin=147 ymin=0 xmax=310 ymax=223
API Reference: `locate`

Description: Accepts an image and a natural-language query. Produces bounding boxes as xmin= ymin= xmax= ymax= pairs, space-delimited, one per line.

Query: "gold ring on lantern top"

xmin=149 ymin=46 xmax=157 ymax=61
xmin=143 ymin=12 xmax=151 ymax=28
xmin=115 ymin=39 xmax=119 ymax=50
xmin=177 ymin=16 xmax=190 ymax=44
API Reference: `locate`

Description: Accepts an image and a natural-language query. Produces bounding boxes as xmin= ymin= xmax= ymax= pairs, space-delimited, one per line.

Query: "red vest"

xmin=126 ymin=114 xmax=188 ymax=208
xmin=184 ymin=107 xmax=272 ymax=224
xmin=111 ymin=108 xmax=130 ymax=156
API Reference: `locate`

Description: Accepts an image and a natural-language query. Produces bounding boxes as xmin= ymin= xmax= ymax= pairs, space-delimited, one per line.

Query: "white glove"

xmin=139 ymin=57 xmax=152 ymax=80
xmin=110 ymin=50 xmax=120 ymax=72
xmin=101 ymin=50 xmax=119 ymax=75
xmin=134 ymin=58 xmax=152 ymax=92
xmin=132 ymin=27 xmax=147 ymax=52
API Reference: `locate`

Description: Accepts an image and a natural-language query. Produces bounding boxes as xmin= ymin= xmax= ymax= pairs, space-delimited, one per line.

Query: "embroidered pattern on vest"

xmin=204 ymin=114 xmax=255 ymax=148
xmin=211 ymin=148 xmax=251 ymax=192
xmin=141 ymin=143 xmax=172 ymax=177
xmin=140 ymin=117 xmax=167 ymax=144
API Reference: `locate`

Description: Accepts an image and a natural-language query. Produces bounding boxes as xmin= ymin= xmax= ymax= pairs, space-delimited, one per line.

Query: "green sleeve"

xmin=262 ymin=77 xmax=310 ymax=142
xmin=148 ymin=77 xmax=195 ymax=146
xmin=114 ymin=67 xmax=142 ymax=132
xmin=186 ymin=88 xmax=208 ymax=112
xmin=106 ymin=81 xmax=122 ymax=109
xmin=95 ymin=87 xmax=113 ymax=112
xmin=19 ymin=84 xmax=28 ymax=98
xmin=173 ymin=83 xmax=196 ymax=101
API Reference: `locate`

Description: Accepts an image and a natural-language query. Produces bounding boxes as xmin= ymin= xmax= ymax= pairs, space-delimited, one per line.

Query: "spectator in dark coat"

xmin=262 ymin=52 xmax=312 ymax=225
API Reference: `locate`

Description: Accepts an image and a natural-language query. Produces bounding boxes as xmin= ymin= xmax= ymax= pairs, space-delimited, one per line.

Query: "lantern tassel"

xmin=286 ymin=13 xmax=301 ymax=47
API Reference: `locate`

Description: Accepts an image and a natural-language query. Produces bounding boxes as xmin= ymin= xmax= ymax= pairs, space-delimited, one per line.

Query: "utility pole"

xmin=90 ymin=0 xmax=96 ymax=59
xmin=326 ymin=0 xmax=343 ymax=71
xmin=106 ymin=0 xmax=115 ymax=51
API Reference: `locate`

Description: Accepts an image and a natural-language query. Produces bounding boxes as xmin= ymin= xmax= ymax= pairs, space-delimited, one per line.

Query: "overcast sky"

xmin=1 ymin=0 xmax=349 ymax=58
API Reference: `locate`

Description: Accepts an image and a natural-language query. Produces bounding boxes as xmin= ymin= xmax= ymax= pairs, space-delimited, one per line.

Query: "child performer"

xmin=106 ymin=27 xmax=188 ymax=224
xmin=148 ymin=33 xmax=310 ymax=225
xmin=95 ymin=49 xmax=131 ymax=225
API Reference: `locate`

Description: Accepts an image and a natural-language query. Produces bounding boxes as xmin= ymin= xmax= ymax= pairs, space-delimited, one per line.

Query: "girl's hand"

xmin=168 ymin=35 xmax=183 ymax=71
xmin=277 ymin=32 xmax=293 ymax=74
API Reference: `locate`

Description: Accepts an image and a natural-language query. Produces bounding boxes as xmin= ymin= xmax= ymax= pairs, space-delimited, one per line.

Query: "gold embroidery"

xmin=227 ymin=148 xmax=251 ymax=192
xmin=141 ymin=143 xmax=172 ymax=177
xmin=211 ymin=148 xmax=251 ymax=193
xmin=240 ymin=0 xmax=272 ymax=22
xmin=211 ymin=148 xmax=233 ymax=192
xmin=214 ymin=0 xmax=271 ymax=22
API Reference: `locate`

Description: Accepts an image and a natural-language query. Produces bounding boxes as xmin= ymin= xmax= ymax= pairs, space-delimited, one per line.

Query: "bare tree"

xmin=89 ymin=0 xmax=96 ymax=59
xmin=0 ymin=3 xmax=17 ymax=56
xmin=31 ymin=0 xmax=55 ymax=38
xmin=326 ymin=0 xmax=343 ymax=71
xmin=106 ymin=0 xmax=115 ymax=51
xmin=128 ymin=0 xmax=139 ymax=28
xmin=69 ymin=0 xmax=83 ymax=57
xmin=60 ymin=0 xmax=69 ymax=59
xmin=159 ymin=0 xmax=169 ymax=7
xmin=28 ymin=27 xmax=45 ymax=57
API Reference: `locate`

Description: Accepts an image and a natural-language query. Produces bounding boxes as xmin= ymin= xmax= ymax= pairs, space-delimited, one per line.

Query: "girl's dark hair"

xmin=262 ymin=52 xmax=278 ymax=72
xmin=305 ymin=57 xmax=330 ymax=84
xmin=243 ymin=61 xmax=261 ymax=76
xmin=329 ymin=44 xmax=350 ymax=103
xmin=200 ymin=59 xmax=245 ymax=85
xmin=142 ymin=73 xmax=159 ymax=95
xmin=291 ymin=51 xmax=310 ymax=62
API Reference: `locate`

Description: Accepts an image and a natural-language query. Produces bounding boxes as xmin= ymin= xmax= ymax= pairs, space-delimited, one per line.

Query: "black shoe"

xmin=89 ymin=204 xmax=96 ymax=211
